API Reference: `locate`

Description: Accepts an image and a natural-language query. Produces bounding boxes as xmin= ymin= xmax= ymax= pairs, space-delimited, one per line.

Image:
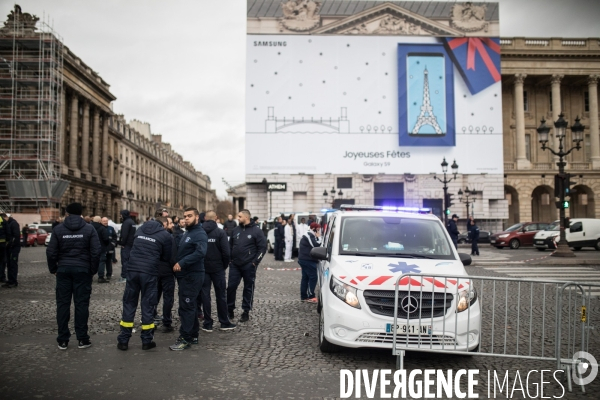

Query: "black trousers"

xmin=0 ymin=242 xmax=6 ymax=281
xmin=202 ymin=270 xmax=230 ymax=325
xmin=274 ymin=238 xmax=283 ymax=260
xmin=105 ymin=251 xmax=113 ymax=278
xmin=7 ymin=245 xmax=20 ymax=285
xmin=471 ymin=240 xmax=480 ymax=255
xmin=118 ymin=271 xmax=157 ymax=344
xmin=120 ymin=247 xmax=131 ymax=278
xmin=227 ymin=263 xmax=258 ymax=313
xmin=56 ymin=268 xmax=92 ymax=343
xmin=177 ymin=273 xmax=204 ymax=342
xmin=155 ymin=273 xmax=175 ymax=326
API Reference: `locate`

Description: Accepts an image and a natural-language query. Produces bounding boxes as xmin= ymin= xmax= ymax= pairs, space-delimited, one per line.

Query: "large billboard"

xmin=246 ymin=23 xmax=502 ymax=175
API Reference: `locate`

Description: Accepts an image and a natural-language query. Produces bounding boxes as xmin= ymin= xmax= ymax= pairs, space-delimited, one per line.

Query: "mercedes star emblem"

xmin=400 ymin=295 xmax=419 ymax=314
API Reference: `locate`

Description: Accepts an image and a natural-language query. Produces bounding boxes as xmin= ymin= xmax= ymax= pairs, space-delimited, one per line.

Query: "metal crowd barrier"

xmin=391 ymin=273 xmax=598 ymax=392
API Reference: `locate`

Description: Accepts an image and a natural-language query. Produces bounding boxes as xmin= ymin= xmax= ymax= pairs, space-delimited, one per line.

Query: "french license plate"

xmin=386 ymin=323 xmax=431 ymax=335
xmin=490 ymin=240 xmax=496 ymax=243
xmin=536 ymin=240 xmax=544 ymax=245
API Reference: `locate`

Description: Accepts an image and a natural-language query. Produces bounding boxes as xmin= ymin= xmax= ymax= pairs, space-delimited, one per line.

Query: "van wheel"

xmin=316 ymin=294 xmax=322 ymax=314
xmin=267 ymin=241 xmax=273 ymax=254
xmin=537 ymin=248 xmax=546 ymax=252
xmin=319 ymin=310 xmax=341 ymax=353
xmin=495 ymin=246 xmax=503 ymax=249
xmin=509 ymin=239 xmax=520 ymax=249
xmin=573 ymin=247 xmax=582 ymax=251
xmin=595 ymin=239 xmax=600 ymax=251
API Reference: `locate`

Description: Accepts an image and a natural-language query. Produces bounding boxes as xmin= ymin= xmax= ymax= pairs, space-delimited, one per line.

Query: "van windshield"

xmin=339 ymin=216 xmax=455 ymax=260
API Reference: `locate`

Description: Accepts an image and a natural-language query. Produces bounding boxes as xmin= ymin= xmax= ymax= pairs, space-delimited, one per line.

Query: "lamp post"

xmin=537 ymin=113 xmax=585 ymax=257
xmin=458 ymin=186 xmax=478 ymax=221
xmin=433 ymin=157 xmax=459 ymax=224
xmin=323 ymin=186 xmax=343 ymax=208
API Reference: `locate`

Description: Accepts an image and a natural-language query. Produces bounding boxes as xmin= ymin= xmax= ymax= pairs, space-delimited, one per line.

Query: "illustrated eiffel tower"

xmin=411 ymin=67 xmax=443 ymax=134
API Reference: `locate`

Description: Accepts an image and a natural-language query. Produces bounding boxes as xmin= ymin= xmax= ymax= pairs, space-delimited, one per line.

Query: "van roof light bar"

xmin=339 ymin=204 xmax=432 ymax=214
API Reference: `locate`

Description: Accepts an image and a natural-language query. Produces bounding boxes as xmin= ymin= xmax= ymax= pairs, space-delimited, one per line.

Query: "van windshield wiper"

xmin=388 ymin=253 xmax=435 ymax=259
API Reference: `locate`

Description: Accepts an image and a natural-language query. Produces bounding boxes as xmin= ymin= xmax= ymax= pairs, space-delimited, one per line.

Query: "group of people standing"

xmin=45 ymin=203 xmax=266 ymax=352
xmin=446 ymin=214 xmax=480 ymax=256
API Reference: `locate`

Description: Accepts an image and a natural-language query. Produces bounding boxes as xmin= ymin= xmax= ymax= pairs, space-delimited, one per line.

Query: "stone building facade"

xmin=240 ymin=1 xmax=600 ymax=231
xmin=1 ymin=5 xmax=216 ymax=221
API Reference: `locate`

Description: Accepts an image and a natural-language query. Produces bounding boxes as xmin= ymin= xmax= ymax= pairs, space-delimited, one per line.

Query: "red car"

xmin=489 ymin=222 xmax=551 ymax=249
xmin=21 ymin=228 xmax=49 ymax=247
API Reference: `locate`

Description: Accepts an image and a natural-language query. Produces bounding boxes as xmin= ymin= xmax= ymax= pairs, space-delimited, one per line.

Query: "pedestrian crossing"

xmin=477 ymin=265 xmax=600 ymax=297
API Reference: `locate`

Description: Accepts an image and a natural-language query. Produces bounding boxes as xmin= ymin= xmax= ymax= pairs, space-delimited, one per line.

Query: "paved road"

xmin=0 ymin=247 xmax=598 ymax=399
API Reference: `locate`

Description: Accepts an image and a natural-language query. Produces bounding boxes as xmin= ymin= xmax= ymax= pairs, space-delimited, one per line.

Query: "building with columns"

xmin=240 ymin=1 xmax=600 ymax=231
xmin=0 ymin=5 xmax=216 ymax=221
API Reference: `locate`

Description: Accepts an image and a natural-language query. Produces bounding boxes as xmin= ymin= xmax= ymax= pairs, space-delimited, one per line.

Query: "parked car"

xmin=22 ymin=228 xmax=49 ymax=247
xmin=458 ymin=230 xmax=492 ymax=244
xmin=489 ymin=222 xmax=551 ymax=249
xmin=534 ymin=218 xmax=600 ymax=251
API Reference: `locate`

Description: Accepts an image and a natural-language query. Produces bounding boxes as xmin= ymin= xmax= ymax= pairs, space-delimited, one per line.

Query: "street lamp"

xmin=323 ymin=187 xmax=343 ymax=208
xmin=458 ymin=186 xmax=478 ymax=220
xmin=537 ymin=113 xmax=585 ymax=257
xmin=433 ymin=157 xmax=459 ymax=224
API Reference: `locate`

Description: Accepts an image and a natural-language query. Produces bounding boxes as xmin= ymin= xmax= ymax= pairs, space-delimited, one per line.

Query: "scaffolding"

xmin=0 ymin=6 xmax=67 ymax=216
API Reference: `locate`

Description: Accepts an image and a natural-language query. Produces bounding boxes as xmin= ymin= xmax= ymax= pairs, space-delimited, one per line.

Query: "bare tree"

xmin=215 ymin=199 xmax=233 ymax=223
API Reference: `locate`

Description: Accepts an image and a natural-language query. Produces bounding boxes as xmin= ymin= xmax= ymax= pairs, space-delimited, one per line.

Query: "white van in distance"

xmin=533 ymin=218 xmax=600 ymax=251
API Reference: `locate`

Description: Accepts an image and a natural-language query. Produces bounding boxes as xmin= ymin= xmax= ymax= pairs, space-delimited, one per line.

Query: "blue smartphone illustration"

xmin=407 ymin=53 xmax=446 ymax=136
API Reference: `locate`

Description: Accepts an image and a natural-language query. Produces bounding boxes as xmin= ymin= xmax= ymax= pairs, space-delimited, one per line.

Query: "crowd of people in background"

xmin=446 ymin=214 xmax=480 ymax=256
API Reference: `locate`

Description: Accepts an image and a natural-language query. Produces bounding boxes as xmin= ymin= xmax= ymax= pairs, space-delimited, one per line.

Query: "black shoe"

xmin=117 ymin=342 xmax=128 ymax=351
xmin=142 ymin=342 xmax=156 ymax=350
xmin=98 ymin=277 xmax=108 ymax=283
xmin=78 ymin=339 xmax=92 ymax=349
xmin=2 ymin=283 xmax=15 ymax=288
xmin=191 ymin=337 xmax=199 ymax=345
xmin=228 ymin=311 xmax=234 ymax=320
xmin=201 ymin=324 xmax=213 ymax=332
xmin=58 ymin=341 xmax=68 ymax=350
xmin=0 ymin=278 xmax=6 ymax=283
xmin=161 ymin=325 xmax=174 ymax=333
xmin=240 ymin=312 xmax=249 ymax=322
xmin=220 ymin=322 xmax=237 ymax=331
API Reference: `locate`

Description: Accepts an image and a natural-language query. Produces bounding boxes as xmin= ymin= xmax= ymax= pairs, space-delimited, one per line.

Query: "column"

xmin=551 ymin=74 xmax=564 ymax=164
xmin=91 ymin=107 xmax=100 ymax=177
xmin=108 ymin=138 xmax=114 ymax=185
xmin=81 ymin=101 xmax=90 ymax=174
xmin=514 ymin=74 xmax=530 ymax=169
xmin=101 ymin=114 xmax=109 ymax=182
xmin=68 ymin=93 xmax=79 ymax=170
xmin=588 ymin=75 xmax=600 ymax=168
xmin=60 ymin=87 xmax=66 ymax=166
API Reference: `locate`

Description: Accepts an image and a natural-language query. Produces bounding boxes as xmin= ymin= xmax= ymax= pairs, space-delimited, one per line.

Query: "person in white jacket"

xmin=284 ymin=219 xmax=294 ymax=262
xmin=295 ymin=218 xmax=309 ymax=248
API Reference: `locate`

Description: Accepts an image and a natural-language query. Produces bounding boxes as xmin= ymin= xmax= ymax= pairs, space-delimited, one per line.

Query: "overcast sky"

xmin=9 ymin=0 xmax=600 ymax=197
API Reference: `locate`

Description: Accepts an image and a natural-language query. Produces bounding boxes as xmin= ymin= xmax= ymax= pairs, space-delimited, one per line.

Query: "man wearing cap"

xmin=298 ymin=222 xmax=321 ymax=303
xmin=118 ymin=210 xmax=137 ymax=283
xmin=447 ymin=214 xmax=460 ymax=249
xmin=46 ymin=203 xmax=101 ymax=350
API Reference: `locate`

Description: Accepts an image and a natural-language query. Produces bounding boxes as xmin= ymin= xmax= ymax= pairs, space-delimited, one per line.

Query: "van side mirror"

xmin=459 ymin=253 xmax=472 ymax=266
xmin=310 ymin=246 xmax=328 ymax=261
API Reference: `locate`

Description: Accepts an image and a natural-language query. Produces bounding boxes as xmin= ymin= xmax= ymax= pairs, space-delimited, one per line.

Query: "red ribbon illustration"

xmin=448 ymin=37 xmax=501 ymax=82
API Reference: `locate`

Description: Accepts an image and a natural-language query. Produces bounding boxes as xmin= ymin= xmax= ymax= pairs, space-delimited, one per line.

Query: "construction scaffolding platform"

xmin=0 ymin=6 xmax=67 ymax=217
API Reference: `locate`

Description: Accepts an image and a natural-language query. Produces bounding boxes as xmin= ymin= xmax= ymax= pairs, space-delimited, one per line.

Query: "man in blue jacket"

xmin=118 ymin=210 xmax=136 ymax=283
xmin=117 ymin=218 xmax=173 ymax=351
xmin=170 ymin=207 xmax=208 ymax=351
xmin=227 ymin=209 xmax=267 ymax=323
xmin=153 ymin=216 xmax=177 ymax=333
xmin=46 ymin=203 xmax=101 ymax=350
xmin=3 ymin=214 xmax=21 ymax=288
xmin=201 ymin=211 xmax=235 ymax=332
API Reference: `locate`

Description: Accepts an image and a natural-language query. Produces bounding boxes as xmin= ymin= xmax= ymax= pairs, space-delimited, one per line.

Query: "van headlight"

xmin=456 ymin=288 xmax=477 ymax=312
xmin=330 ymin=276 xmax=361 ymax=309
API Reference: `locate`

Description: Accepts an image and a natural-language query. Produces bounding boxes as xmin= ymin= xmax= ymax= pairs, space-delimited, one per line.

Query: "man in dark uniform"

xmin=117 ymin=218 xmax=172 ymax=351
xmin=227 ymin=209 xmax=267 ymax=323
xmin=91 ymin=216 xmax=110 ymax=283
xmin=154 ymin=217 xmax=177 ymax=333
xmin=3 ymin=214 xmax=21 ymax=288
xmin=46 ymin=203 xmax=100 ymax=350
xmin=102 ymin=217 xmax=117 ymax=280
xmin=223 ymin=214 xmax=236 ymax=239
xmin=468 ymin=219 xmax=480 ymax=256
xmin=273 ymin=216 xmax=283 ymax=261
xmin=118 ymin=210 xmax=136 ymax=283
xmin=170 ymin=207 xmax=207 ymax=351
xmin=201 ymin=211 xmax=235 ymax=332
xmin=0 ymin=214 xmax=8 ymax=283
xmin=22 ymin=224 xmax=29 ymax=247
xmin=447 ymin=214 xmax=460 ymax=249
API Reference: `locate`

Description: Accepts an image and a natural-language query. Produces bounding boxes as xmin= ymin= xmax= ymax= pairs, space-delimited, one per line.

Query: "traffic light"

xmin=446 ymin=193 xmax=455 ymax=208
xmin=555 ymin=173 xmax=577 ymax=198
xmin=445 ymin=209 xmax=450 ymax=215
xmin=563 ymin=200 xmax=570 ymax=209
xmin=555 ymin=200 xmax=570 ymax=209
xmin=564 ymin=173 xmax=576 ymax=198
